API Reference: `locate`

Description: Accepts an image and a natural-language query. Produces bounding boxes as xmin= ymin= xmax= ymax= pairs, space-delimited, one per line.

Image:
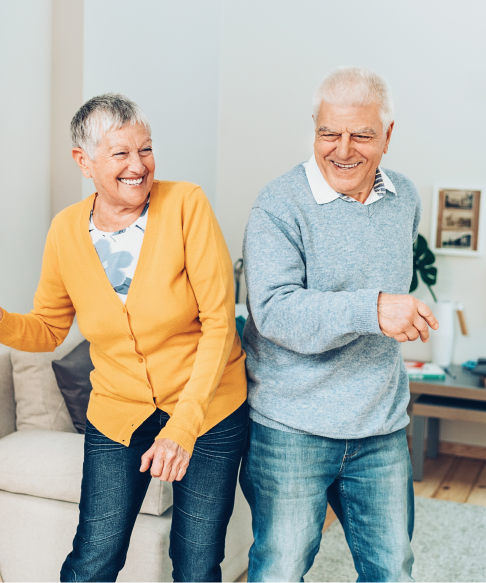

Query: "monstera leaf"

xmin=410 ymin=234 xmax=437 ymax=302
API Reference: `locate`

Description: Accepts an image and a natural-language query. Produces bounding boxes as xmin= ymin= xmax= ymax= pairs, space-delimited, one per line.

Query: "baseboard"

xmin=407 ymin=435 xmax=486 ymax=460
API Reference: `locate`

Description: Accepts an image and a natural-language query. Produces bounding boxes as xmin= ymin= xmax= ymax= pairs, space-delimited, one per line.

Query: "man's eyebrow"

xmin=317 ymin=126 xmax=377 ymax=135
xmin=351 ymin=128 xmax=376 ymax=135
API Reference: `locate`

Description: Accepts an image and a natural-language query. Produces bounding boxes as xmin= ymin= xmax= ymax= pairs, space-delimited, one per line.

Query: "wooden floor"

xmin=235 ymin=452 xmax=486 ymax=582
xmin=1 ymin=455 xmax=483 ymax=583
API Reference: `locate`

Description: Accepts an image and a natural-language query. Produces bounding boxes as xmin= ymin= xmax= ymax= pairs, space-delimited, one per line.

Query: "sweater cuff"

xmin=156 ymin=423 xmax=197 ymax=457
xmin=351 ymin=288 xmax=382 ymax=335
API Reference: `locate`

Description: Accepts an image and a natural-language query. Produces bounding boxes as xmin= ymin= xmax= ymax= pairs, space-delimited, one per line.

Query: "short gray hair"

xmin=70 ymin=93 xmax=151 ymax=159
xmin=312 ymin=67 xmax=394 ymax=131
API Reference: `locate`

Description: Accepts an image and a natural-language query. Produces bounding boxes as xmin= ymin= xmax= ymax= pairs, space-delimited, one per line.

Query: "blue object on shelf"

xmin=462 ymin=360 xmax=478 ymax=370
xmin=236 ymin=316 xmax=246 ymax=340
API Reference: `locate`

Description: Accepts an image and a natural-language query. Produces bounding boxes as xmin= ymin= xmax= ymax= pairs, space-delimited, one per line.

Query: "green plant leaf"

xmin=410 ymin=269 xmax=419 ymax=292
xmin=410 ymin=234 xmax=437 ymax=301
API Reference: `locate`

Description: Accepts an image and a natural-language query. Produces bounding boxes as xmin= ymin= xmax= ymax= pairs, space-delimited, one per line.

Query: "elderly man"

xmin=240 ymin=67 xmax=438 ymax=582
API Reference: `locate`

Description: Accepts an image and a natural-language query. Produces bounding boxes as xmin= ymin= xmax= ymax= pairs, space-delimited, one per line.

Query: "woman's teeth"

xmin=120 ymin=177 xmax=143 ymax=185
xmin=333 ymin=162 xmax=360 ymax=169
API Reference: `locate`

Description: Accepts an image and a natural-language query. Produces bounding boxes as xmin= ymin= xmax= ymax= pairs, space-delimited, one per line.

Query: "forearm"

xmin=0 ymin=309 xmax=72 ymax=352
xmin=244 ymin=208 xmax=383 ymax=354
xmin=250 ymin=286 xmax=382 ymax=354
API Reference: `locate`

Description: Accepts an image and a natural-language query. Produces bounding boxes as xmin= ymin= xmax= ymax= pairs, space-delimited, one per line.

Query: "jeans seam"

xmin=336 ymin=439 xmax=348 ymax=478
xmin=340 ymin=479 xmax=368 ymax=581
xmin=344 ymin=443 xmax=362 ymax=459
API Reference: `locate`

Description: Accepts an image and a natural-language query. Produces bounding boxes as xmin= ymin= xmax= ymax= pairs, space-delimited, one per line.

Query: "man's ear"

xmin=72 ymin=148 xmax=92 ymax=178
xmin=383 ymin=121 xmax=394 ymax=154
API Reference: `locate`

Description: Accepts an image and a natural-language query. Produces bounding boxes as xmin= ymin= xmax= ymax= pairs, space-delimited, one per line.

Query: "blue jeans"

xmin=61 ymin=402 xmax=248 ymax=582
xmin=240 ymin=420 xmax=414 ymax=582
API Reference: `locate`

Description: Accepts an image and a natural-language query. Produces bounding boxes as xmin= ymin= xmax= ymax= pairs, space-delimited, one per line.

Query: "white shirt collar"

xmin=303 ymin=154 xmax=396 ymax=206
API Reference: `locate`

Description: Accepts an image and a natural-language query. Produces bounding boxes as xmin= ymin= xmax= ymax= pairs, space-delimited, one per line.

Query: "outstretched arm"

xmin=0 ymin=224 xmax=75 ymax=352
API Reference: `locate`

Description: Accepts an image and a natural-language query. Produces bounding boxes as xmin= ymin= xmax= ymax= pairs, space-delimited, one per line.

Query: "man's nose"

xmin=335 ymin=134 xmax=352 ymax=160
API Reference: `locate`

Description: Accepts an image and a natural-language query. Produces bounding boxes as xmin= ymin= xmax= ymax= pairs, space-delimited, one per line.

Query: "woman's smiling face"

xmin=76 ymin=123 xmax=155 ymax=208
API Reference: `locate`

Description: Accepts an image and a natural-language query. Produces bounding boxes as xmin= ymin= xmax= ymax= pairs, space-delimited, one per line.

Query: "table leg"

xmin=427 ymin=417 xmax=440 ymax=459
xmin=412 ymin=414 xmax=426 ymax=481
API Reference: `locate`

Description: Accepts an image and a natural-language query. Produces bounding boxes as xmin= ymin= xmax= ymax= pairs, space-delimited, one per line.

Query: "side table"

xmin=409 ymin=364 xmax=486 ymax=481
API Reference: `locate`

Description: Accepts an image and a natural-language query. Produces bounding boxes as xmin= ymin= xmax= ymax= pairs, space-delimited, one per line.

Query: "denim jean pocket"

xmin=193 ymin=402 xmax=249 ymax=463
xmin=84 ymin=420 xmax=126 ymax=453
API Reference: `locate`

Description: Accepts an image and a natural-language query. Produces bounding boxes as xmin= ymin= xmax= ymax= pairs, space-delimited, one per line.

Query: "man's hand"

xmin=140 ymin=438 xmax=190 ymax=482
xmin=377 ymin=293 xmax=439 ymax=343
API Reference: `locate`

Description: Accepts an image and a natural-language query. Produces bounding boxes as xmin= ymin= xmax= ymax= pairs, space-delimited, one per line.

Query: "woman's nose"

xmin=127 ymin=152 xmax=145 ymax=174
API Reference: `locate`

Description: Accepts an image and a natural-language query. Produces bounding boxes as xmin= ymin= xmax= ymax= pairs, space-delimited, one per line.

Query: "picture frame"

xmin=430 ymin=185 xmax=486 ymax=257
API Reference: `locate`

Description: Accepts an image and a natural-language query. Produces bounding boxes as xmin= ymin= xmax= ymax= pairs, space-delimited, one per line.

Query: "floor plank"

xmin=323 ymin=504 xmax=337 ymax=532
xmin=435 ymin=458 xmax=483 ymax=503
xmin=235 ymin=569 xmax=248 ymax=582
xmin=466 ymin=461 xmax=486 ymax=506
xmin=413 ymin=454 xmax=455 ymax=498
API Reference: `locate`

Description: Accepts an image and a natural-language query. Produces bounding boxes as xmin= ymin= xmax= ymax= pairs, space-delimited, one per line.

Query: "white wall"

xmin=51 ymin=0 xmax=84 ymax=216
xmin=0 ymin=0 xmax=52 ymax=317
xmin=82 ymin=0 xmax=223 ymax=207
xmin=216 ymin=0 xmax=486 ymax=446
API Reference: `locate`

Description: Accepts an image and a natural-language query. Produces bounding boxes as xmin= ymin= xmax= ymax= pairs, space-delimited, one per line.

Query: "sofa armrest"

xmin=0 ymin=351 xmax=15 ymax=438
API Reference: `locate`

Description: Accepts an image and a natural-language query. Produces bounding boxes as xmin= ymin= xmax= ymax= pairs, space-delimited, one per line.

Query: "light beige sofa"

xmin=0 ymin=324 xmax=252 ymax=582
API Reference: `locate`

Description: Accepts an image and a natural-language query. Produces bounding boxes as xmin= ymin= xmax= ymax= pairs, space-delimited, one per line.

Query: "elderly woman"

xmin=0 ymin=94 xmax=248 ymax=582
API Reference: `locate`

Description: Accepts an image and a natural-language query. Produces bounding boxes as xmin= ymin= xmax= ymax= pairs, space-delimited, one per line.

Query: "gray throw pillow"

xmin=52 ymin=340 xmax=94 ymax=434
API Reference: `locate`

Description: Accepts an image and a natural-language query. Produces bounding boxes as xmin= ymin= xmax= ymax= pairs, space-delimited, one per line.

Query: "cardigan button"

xmin=138 ymin=357 xmax=144 ymax=363
xmin=129 ymin=335 xmax=134 ymax=341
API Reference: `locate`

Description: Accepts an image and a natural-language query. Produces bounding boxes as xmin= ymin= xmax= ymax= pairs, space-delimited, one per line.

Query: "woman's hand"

xmin=140 ymin=438 xmax=190 ymax=482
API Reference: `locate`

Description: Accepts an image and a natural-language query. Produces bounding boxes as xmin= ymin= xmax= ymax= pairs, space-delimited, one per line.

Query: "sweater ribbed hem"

xmin=352 ymin=288 xmax=382 ymax=335
xmin=250 ymin=408 xmax=312 ymax=435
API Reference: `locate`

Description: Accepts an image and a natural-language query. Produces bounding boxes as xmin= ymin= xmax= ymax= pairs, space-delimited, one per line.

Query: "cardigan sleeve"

xmin=155 ymin=188 xmax=237 ymax=454
xmin=0 ymin=222 xmax=75 ymax=352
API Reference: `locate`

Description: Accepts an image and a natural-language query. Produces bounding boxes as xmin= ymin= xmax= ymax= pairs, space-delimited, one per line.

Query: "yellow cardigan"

xmin=0 ymin=181 xmax=247 ymax=454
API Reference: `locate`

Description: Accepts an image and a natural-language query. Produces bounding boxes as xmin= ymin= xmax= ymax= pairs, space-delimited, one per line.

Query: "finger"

xmin=393 ymin=333 xmax=409 ymax=343
xmin=413 ymin=316 xmax=430 ymax=343
xmin=159 ymin=453 xmax=176 ymax=482
xmin=166 ymin=462 xmax=181 ymax=483
xmin=404 ymin=326 xmax=420 ymax=342
xmin=140 ymin=445 xmax=155 ymax=473
xmin=150 ymin=453 xmax=165 ymax=478
xmin=417 ymin=301 xmax=439 ymax=330
xmin=175 ymin=465 xmax=187 ymax=482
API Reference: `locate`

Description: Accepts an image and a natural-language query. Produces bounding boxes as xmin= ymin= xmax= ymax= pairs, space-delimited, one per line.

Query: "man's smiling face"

xmin=313 ymin=101 xmax=393 ymax=201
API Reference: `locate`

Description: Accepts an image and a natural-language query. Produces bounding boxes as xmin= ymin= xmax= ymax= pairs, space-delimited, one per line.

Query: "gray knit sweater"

xmin=242 ymin=163 xmax=422 ymax=438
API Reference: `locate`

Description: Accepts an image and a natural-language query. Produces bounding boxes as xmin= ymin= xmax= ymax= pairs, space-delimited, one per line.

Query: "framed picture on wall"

xmin=430 ymin=185 xmax=486 ymax=256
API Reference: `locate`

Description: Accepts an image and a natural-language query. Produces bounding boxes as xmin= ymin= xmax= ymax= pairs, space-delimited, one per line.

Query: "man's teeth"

xmin=120 ymin=177 xmax=143 ymax=185
xmin=333 ymin=162 xmax=360 ymax=169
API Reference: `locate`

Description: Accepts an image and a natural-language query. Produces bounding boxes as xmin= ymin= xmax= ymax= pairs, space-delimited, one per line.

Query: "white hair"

xmin=312 ymin=67 xmax=394 ymax=131
xmin=70 ymin=93 xmax=151 ymax=159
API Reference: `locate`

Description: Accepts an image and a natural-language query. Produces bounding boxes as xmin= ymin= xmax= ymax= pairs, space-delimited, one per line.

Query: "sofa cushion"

xmin=11 ymin=323 xmax=84 ymax=432
xmin=52 ymin=340 xmax=94 ymax=434
xmin=0 ymin=429 xmax=172 ymax=516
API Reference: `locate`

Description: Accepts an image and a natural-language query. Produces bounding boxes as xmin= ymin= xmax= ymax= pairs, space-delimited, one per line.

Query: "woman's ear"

xmin=72 ymin=148 xmax=92 ymax=178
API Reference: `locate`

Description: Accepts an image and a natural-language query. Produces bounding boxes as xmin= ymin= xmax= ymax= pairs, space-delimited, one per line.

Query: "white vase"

xmin=430 ymin=300 xmax=455 ymax=367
